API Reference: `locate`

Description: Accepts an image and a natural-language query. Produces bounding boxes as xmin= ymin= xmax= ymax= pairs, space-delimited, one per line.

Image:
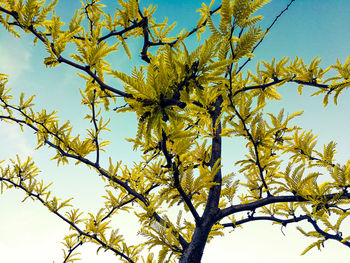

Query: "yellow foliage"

xmin=0 ymin=0 xmax=350 ymax=261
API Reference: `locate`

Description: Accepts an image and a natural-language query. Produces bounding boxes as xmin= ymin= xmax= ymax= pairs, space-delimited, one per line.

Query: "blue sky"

xmin=0 ymin=0 xmax=350 ymax=262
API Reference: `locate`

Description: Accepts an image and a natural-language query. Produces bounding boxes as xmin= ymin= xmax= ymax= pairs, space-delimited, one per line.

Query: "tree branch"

xmin=236 ymin=0 xmax=296 ymax=74
xmin=0 ymin=108 xmax=189 ymax=250
xmin=101 ymin=183 xmax=159 ymax=222
xmin=218 ymin=192 xmax=350 ymax=220
xmin=57 ymin=56 xmax=132 ymax=98
xmin=291 ymin=79 xmax=329 ymax=89
xmin=63 ymin=240 xmax=83 ymax=263
xmin=306 ymin=215 xmax=350 ymax=247
xmin=160 ymin=130 xmax=201 ymax=225
xmin=221 ymin=214 xmax=309 ymax=228
xmin=220 ymin=213 xmax=350 ymax=249
xmin=233 ymin=79 xmax=286 ymax=97
xmin=0 ymin=100 xmax=149 ymax=205
xmin=98 ymin=18 xmax=145 ymax=43
xmin=0 ymin=176 xmax=135 ymax=263
xmin=230 ymin=104 xmax=271 ymax=196
xmin=0 ymin=6 xmax=132 ymax=99
xmin=201 ymin=95 xmax=223 ymax=223
xmin=91 ymin=90 xmax=100 ymax=166
xmin=138 ymin=4 xmax=222 ymax=63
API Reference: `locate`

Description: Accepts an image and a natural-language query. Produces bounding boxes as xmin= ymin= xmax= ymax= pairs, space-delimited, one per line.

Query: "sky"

xmin=0 ymin=0 xmax=350 ymax=262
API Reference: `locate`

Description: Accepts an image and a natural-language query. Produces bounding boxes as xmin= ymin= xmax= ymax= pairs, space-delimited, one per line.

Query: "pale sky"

xmin=1 ymin=0 xmax=350 ymax=262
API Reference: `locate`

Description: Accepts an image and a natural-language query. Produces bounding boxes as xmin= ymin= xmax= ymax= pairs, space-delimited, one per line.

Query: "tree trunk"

xmin=179 ymin=229 xmax=208 ymax=263
xmin=180 ymin=96 xmax=223 ymax=263
xmin=179 ymin=220 xmax=214 ymax=263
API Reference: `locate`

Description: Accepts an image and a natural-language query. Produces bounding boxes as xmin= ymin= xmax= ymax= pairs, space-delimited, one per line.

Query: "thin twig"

xmin=91 ymin=90 xmax=100 ymax=166
xmin=0 ymin=176 xmax=135 ymax=263
xmin=236 ymin=0 xmax=296 ymax=74
xmin=63 ymin=241 xmax=83 ymax=263
xmin=160 ymin=130 xmax=201 ymax=225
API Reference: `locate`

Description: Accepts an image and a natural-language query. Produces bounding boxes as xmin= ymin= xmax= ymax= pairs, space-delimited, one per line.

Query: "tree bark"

xmin=179 ymin=96 xmax=223 ymax=263
xmin=179 ymin=221 xmax=214 ymax=263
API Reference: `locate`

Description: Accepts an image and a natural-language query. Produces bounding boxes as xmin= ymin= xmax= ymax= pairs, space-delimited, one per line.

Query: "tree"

xmin=0 ymin=0 xmax=350 ymax=262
